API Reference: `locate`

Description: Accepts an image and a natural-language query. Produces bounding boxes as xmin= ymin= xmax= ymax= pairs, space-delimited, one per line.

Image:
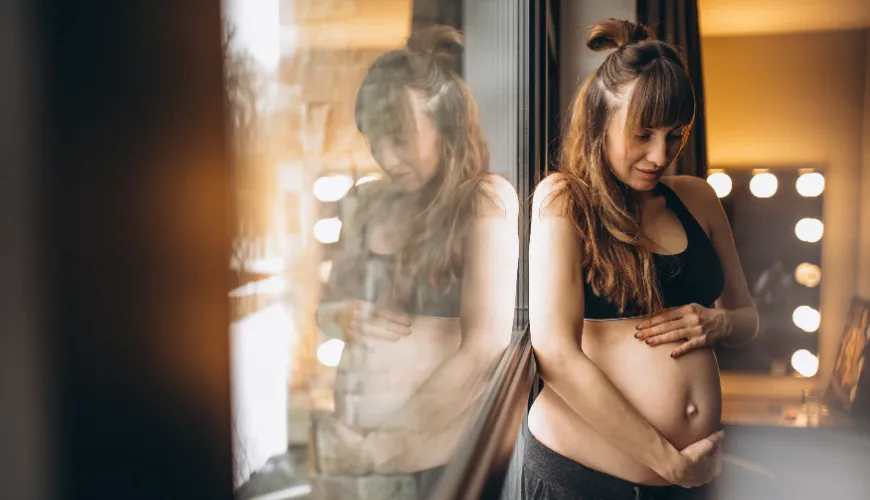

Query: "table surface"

xmin=722 ymin=397 xmax=854 ymax=428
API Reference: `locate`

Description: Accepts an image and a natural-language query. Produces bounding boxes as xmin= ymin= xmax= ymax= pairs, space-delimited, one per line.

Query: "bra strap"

xmin=656 ymin=182 xmax=708 ymax=240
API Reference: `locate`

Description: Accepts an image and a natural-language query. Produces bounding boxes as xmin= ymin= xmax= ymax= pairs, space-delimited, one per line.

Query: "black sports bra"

xmin=356 ymin=251 xmax=462 ymax=318
xmin=583 ymin=183 xmax=724 ymax=320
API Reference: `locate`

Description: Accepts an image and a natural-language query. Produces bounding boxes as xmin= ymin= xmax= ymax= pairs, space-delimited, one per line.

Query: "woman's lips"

xmin=389 ymin=170 xmax=413 ymax=182
xmin=635 ymin=167 xmax=663 ymax=180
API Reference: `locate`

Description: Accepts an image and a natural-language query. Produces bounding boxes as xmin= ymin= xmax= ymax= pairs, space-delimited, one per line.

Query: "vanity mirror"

xmin=710 ymin=167 xmax=824 ymax=377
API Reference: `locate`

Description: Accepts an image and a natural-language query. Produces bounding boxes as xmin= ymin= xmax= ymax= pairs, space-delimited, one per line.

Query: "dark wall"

xmin=1 ymin=2 xmax=236 ymax=499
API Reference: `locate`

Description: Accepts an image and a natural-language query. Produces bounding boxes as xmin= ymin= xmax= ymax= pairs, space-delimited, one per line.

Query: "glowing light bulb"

xmin=794 ymin=263 xmax=821 ymax=288
xmin=313 ymin=175 xmax=354 ymax=202
xmin=796 ymin=172 xmax=825 ymax=197
xmin=795 ymin=218 xmax=823 ymax=243
xmin=706 ymin=172 xmax=733 ymax=198
xmin=317 ymin=339 xmax=345 ymax=367
xmin=791 ymin=349 xmax=819 ymax=377
xmin=792 ymin=305 xmax=821 ymax=333
xmin=313 ymin=218 xmax=342 ymax=244
xmin=749 ymin=172 xmax=778 ymax=198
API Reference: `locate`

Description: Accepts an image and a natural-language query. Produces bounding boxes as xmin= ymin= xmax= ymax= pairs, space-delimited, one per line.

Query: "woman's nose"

xmin=645 ymin=138 xmax=669 ymax=168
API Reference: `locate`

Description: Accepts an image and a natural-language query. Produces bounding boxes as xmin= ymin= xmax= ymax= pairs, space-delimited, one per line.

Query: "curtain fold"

xmin=637 ymin=0 xmax=709 ymax=178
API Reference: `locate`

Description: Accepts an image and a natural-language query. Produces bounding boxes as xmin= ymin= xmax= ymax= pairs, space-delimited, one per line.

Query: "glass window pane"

xmin=224 ymin=1 xmax=522 ymax=498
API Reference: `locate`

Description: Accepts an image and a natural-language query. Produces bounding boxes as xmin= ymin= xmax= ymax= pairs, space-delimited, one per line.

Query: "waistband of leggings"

xmin=524 ymin=429 xmax=704 ymax=499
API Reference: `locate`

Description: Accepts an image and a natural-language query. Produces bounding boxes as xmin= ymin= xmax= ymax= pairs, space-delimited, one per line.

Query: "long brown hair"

xmin=331 ymin=25 xmax=491 ymax=307
xmin=550 ymin=18 xmax=696 ymax=315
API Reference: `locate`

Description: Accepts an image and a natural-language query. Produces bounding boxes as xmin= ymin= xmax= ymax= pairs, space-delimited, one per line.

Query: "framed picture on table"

xmin=826 ymin=297 xmax=870 ymax=416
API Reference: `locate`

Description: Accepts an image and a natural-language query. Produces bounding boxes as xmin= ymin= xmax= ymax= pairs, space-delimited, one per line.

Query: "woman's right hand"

xmin=664 ymin=430 xmax=725 ymax=488
xmin=332 ymin=300 xmax=412 ymax=344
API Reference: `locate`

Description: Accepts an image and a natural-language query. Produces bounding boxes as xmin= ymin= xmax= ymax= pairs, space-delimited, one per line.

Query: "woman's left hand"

xmin=325 ymin=417 xmax=375 ymax=474
xmin=331 ymin=419 xmax=414 ymax=474
xmin=634 ymin=304 xmax=730 ymax=358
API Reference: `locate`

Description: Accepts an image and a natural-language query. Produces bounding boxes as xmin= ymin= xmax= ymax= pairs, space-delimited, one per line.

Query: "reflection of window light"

xmin=317 ymin=339 xmax=345 ymax=367
xmin=313 ymin=175 xmax=354 ymax=202
xmin=223 ymin=0 xmax=280 ymax=72
xmin=795 ymin=218 xmax=823 ymax=243
xmin=230 ymin=254 xmax=286 ymax=274
xmin=228 ymin=276 xmax=286 ymax=298
xmin=796 ymin=172 xmax=825 ymax=197
xmin=749 ymin=171 xmax=777 ymax=198
xmin=792 ymin=305 xmax=821 ymax=333
xmin=791 ymin=349 xmax=819 ymax=377
xmin=313 ymin=218 xmax=342 ymax=244
xmin=319 ymin=261 xmax=333 ymax=283
xmin=356 ymin=173 xmax=383 ymax=186
xmin=795 ymin=263 xmax=821 ymax=288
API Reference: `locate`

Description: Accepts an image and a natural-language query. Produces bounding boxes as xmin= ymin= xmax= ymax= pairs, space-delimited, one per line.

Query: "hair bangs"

xmin=625 ymin=59 xmax=695 ymax=133
xmin=355 ymin=69 xmax=415 ymax=140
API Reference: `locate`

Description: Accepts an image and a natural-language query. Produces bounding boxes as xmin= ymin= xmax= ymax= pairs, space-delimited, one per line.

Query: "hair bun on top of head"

xmin=587 ymin=18 xmax=655 ymax=52
xmin=406 ymin=25 xmax=463 ymax=67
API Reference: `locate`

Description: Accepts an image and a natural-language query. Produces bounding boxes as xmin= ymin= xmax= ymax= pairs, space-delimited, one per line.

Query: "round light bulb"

xmin=792 ymin=305 xmax=821 ymax=333
xmin=796 ymin=172 xmax=825 ymax=197
xmin=313 ymin=217 xmax=342 ymax=244
xmin=749 ymin=172 xmax=778 ymax=198
xmin=791 ymin=349 xmax=819 ymax=377
xmin=795 ymin=218 xmax=823 ymax=243
xmin=794 ymin=263 xmax=821 ymax=288
xmin=706 ymin=172 xmax=733 ymax=198
xmin=317 ymin=339 xmax=345 ymax=367
xmin=313 ymin=175 xmax=354 ymax=202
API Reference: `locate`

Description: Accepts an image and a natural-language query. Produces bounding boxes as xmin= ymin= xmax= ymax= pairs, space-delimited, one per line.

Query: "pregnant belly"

xmin=528 ymin=318 xmax=722 ymax=485
xmin=334 ymin=316 xmax=461 ymax=431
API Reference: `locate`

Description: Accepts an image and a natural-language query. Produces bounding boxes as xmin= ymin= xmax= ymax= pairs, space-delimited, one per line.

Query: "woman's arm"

xmin=698 ymin=178 xmax=759 ymax=347
xmin=314 ymin=181 xmax=412 ymax=343
xmin=634 ymin=176 xmax=758 ymax=355
xmin=529 ymin=175 xmax=686 ymax=481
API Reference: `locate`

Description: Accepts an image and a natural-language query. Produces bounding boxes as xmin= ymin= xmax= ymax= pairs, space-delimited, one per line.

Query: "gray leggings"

xmin=521 ymin=429 xmax=712 ymax=500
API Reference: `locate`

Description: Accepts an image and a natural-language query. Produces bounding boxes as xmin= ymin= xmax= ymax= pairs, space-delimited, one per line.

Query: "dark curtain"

xmin=637 ymin=0 xmax=708 ymax=178
xmin=542 ymin=0 xmax=560 ymax=179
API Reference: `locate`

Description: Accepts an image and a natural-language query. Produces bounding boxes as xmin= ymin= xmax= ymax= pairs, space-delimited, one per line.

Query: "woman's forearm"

xmin=356 ymin=341 xmax=501 ymax=473
xmin=721 ymin=306 xmax=758 ymax=347
xmin=541 ymin=349 xmax=681 ymax=480
xmin=370 ymin=339 xmax=501 ymax=433
xmin=363 ymin=399 xmax=481 ymax=473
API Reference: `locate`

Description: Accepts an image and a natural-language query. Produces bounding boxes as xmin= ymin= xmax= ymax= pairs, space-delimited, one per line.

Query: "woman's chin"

xmin=393 ymin=178 xmax=422 ymax=193
xmin=611 ymin=170 xmax=661 ymax=193
xmin=626 ymin=178 xmax=659 ymax=192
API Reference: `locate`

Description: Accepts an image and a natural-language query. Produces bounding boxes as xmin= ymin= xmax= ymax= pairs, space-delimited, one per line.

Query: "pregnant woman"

xmin=314 ymin=25 xmax=518 ymax=496
xmin=524 ymin=19 xmax=758 ymax=500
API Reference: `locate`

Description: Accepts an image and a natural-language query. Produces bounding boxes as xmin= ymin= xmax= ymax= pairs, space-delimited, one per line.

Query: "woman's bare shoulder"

xmin=475 ymin=173 xmax=519 ymax=219
xmin=662 ymin=175 xmax=718 ymax=205
xmin=662 ymin=175 xmax=722 ymax=231
xmin=532 ymin=172 xmax=573 ymax=219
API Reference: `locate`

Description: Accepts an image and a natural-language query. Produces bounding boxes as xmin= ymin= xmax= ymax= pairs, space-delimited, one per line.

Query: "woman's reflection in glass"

xmin=314 ymin=25 xmax=519 ymax=496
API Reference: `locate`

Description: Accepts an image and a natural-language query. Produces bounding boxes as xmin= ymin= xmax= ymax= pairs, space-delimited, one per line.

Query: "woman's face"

xmin=604 ymin=85 xmax=686 ymax=192
xmin=368 ymin=89 xmax=441 ymax=193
